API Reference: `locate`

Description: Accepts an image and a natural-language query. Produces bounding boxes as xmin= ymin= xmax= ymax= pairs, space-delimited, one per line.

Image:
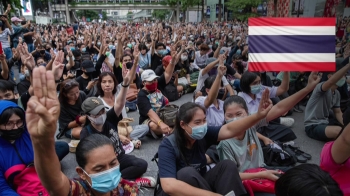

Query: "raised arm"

xmin=276 ymin=71 xmax=290 ymax=96
xmin=0 ymin=54 xmax=9 ymax=80
xmin=331 ymin=123 xmax=350 ymax=164
xmin=203 ymin=58 xmax=225 ymax=108
xmin=322 ymin=62 xmax=350 ymax=92
xmin=26 ymin=66 xmax=70 ymax=196
xmin=266 ymin=72 xmax=321 ymax=122
xmin=164 ymin=44 xmax=182 ymax=83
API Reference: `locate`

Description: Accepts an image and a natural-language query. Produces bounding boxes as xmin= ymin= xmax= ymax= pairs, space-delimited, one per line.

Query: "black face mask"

xmin=217 ymin=89 xmax=225 ymax=100
xmin=40 ymin=50 xmax=45 ymax=55
xmin=0 ymin=127 xmax=25 ymax=141
xmin=46 ymin=48 xmax=51 ymax=52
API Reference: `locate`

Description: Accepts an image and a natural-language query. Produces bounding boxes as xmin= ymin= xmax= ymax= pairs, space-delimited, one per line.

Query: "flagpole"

xmin=297 ymin=0 xmax=301 ymax=17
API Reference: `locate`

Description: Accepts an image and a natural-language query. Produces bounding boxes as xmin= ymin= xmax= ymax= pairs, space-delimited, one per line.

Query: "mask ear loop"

xmin=81 ymin=168 xmax=92 ymax=187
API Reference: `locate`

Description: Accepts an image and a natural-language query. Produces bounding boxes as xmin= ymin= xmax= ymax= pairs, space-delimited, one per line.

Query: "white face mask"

xmin=24 ymin=69 xmax=30 ymax=77
xmin=88 ymin=113 xmax=107 ymax=126
xmin=181 ymin=55 xmax=188 ymax=61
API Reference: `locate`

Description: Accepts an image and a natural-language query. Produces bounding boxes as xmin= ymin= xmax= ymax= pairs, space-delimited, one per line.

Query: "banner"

xmin=248 ymin=18 xmax=336 ymax=71
xmin=21 ymin=0 xmax=33 ymax=16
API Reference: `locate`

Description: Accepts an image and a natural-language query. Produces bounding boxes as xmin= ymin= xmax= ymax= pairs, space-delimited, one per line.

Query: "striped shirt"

xmin=0 ymin=28 xmax=14 ymax=48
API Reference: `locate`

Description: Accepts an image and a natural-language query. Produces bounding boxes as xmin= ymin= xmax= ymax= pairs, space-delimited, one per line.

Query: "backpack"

xmin=262 ymin=142 xmax=297 ymax=167
xmin=157 ymin=104 xmax=179 ymax=127
xmin=152 ymin=134 xmax=179 ymax=196
xmin=163 ymin=82 xmax=179 ymax=102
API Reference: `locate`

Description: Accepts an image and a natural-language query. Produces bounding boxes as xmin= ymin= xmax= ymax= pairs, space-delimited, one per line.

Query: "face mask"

xmin=217 ymin=89 xmax=225 ymax=100
xmin=215 ymin=41 xmax=219 ymax=45
xmin=83 ymin=165 xmax=121 ymax=193
xmin=46 ymin=48 xmax=51 ymax=52
xmin=109 ymin=45 xmax=114 ymax=50
xmin=19 ymin=73 xmax=25 ymax=81
xmin=88 ymin=113 xmax=107 ymax=125
xmin=131 ymin=42 xmax=136 ymax=46
xmin=127 ymin=44 xmax=132 ymax=49
xmin=66 ymin=56 xmax=75 ymax=61
xmin=82 ymin=47 xmax=86 ymax=52
xmin=106 ymin=52 xmax=110 ymax=57
xmin=228 ymin=36 xmax=233 ymax=39
xmin=225 ymin=116 xmax=243 ymax=124
xmin=336 ymin=77 xmax=346 ymax=87
xmin=0 ymin=127 xmax=25 ymax=141
xmin=40 ymin=50 xmax=45 ymax=54
xmin=181 ymin=56 xmax=188 ymax=61
xmin=251 ymin=84 xmax=262 ymax=95
xmin=186 ymin=123 xmax=208 ymax=140
xmin=97 ymin=42 xmax=101 ymax=46
xmin=208 ymin=45 xmax=212 ymax=49
xmin=158 ymin=50 xmax=167 ymax=56
xmin=40 ymin=63 xmax=47 ymax=67
xmin=236 ymin=49 xmax=242 ymax=55
xmin=70 ymin=47 xmax=75 ymax=51
xmin=25 ymin=69 xmax=30 ymax=77
xmin=145 ymin=82 xmax=158 ymax=92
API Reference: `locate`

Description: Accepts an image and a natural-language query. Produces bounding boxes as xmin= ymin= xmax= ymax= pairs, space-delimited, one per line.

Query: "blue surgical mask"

xmin=83 ymin=165 xmax=121 ymax=193
xmin=158 ymin=50 xmax=166 ymax=55
xmin=109 ymin=45 xmax=114 ymax=50
xmin=70 ymin=47 xmax=75 ymax=51
xmin=82 ymin=47 xmax=86 ymax=52
xmin=251 ymin=84 xmax=262 ymax=95
xmin=186 ymin=123 xmax=208 ymax=140
xmin=19 ymin=73 xmax=25 ymax=81
xmin=336 ymin=77 xmax=346 ymax=87
xmin=236 ymin=49 xmax=242 ymax=55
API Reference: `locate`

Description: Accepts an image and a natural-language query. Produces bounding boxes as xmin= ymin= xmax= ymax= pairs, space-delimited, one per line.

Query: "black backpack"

xmin=163 ymin=79 xmax=179 ymax=102
xmin=262 ymin=142 xmax=297 ymax=167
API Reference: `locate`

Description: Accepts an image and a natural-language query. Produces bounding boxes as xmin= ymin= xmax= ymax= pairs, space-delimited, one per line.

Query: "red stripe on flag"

xmin=248 ymin=62 xmax=336 ymax=71
xmin=248 ymin=18 xmax=336 ymax=26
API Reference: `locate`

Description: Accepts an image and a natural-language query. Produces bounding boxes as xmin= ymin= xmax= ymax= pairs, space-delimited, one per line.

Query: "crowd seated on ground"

xmin=0 ymin=5 xmax=350 ymax=195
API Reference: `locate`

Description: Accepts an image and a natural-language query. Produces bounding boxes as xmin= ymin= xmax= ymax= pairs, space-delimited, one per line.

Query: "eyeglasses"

xmin=4 ymin=120 xmax=24 ymax=130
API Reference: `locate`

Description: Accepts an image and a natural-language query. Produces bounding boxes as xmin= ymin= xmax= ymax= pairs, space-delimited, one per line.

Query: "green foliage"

xmin=226 ymin=0 xmax=261 ymax=20
xmin=102 ymin=11 xmax=107 ymax=20
xmin=76 ymin=10 xmax=98 ymax=20
xmin=152 ymin=10 xmax=169 ymax=20
xmin=1 ymin=0 xmax=22 ymax=15
xmin=165 ymin=0 xmax=200 ymax=11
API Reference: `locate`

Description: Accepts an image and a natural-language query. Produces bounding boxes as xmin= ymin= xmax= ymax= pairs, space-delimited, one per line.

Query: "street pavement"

xmin=58 ymin=93 xmax=326 ymax=196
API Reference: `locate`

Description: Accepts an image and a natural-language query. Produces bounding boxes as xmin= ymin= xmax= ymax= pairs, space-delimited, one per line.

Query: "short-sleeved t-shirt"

xmin=80 ymin=108 xmax=124 ymax=155
xmin=304 ymin=82 xmax=341 ymax=127
xmin=59 ymin=91 xmax=87 ymax=130
xmin=195 ymin=70 xmax=230 ymax=92
xmin=151 ymin=53 xmax=163 ymax=71
xmin=320 ymin=141 xmax=350 ymax=195
xmin=137 ymin=74 xmax=169 ymax=124
xmin=158 ymin=126 xmax=220 ymax=178
xmin=195 ymin=96 xmax=224 ymax=126
xmin=217 ymin=119 xmax=268 ymax=172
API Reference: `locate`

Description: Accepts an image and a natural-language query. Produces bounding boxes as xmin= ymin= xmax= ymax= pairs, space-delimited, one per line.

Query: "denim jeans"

xmin=3 ymin=47 xmax=12 ymax=60
xmin=55 ymin=141 xmax=69 ymax=161
xmin=27 ymin=43 xmax=34 ymax=53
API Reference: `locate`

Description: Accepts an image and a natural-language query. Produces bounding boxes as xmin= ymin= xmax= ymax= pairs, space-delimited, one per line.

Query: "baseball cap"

xmin=11 ymin=17 xmax=22 ymax=22
xmin=162 ymin=55 xmax=172 ymax=68
xmin=141 ymin=70 xmax=159 ymax=82
xmin=81 ymin=60 xmax=96 ymax=73
xmin=81 ymin=97 xmax=106 ymax=115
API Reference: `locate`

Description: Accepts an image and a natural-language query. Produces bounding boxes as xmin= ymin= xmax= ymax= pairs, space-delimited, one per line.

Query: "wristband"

xmin=75 ymin=115 xmax=82 ymax=126
xmin=121 ymin=83 xmax=129 ymax=88
xmin=157 ymin=120 xmax=163 ymax=126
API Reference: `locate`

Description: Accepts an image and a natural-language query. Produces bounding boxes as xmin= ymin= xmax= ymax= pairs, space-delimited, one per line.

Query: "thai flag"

xmin=248 ymin=18 xmax=336 ymax=71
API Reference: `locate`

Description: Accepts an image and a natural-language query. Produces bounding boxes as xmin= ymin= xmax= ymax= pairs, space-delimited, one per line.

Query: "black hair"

xmin=155 ymin=43 xmax=166 ymax=50
xmin=240 ymin=71 xmax=259 ymax=94
xmin=97 ymin=72 xmax=118 ymax=97
xmin=0 ymin=107 xmax=25 ymax=126
xmin=138 ymin=43 xmax=148 ymax=51
xmin=174 ymin=102 xmax=206 ymax=164
xmin=0 ymin=80 xmax=15 ymax=93
xmin=204 ymin=75 xmax=223 ymax=89
xmin=275 ymin=164 xmax=343 ymax=196
xmin=58 ymin=79 xmax=80 ymax=104
xmin=120 ymin=54 xmax=133 ymax=62
xmin=211 ymin=44 xmax=218 ymax=52
xmin=76 ymin=134 xmax=114 ymax=169
xmin=223 ymin=95 xmax=249 ymax=114
xmin=234 ymin=61 xmax=244 ymax=75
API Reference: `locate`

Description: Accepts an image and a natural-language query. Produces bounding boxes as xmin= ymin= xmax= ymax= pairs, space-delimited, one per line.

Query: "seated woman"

xmin=157 ymin=64 xmax=274 ymax=196
xmin=275 ymin=164 xmax=342 ymax=196
xmin=0 ymin=100 xmax=69 ymax=195
xmin=217 ymin=72 xmax=321 ymax=195
xmin=320 ymin=120 xmax=350 ymax=195
xmin=58 ymin=79 xmax=87 ymax=139
xmin=137 ymin=46 xmax=181 ymax=138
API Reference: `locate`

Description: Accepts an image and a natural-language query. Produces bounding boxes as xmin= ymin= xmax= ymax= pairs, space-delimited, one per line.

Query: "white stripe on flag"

xmin=248 ymin=26 xmax=335 ymax=35
xmin=249 ymin=53 xmax=335 ymax=62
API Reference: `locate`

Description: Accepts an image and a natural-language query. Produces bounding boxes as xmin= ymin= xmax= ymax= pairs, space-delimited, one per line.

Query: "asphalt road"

xmin=58 ymin=93 xmax=326 ymax=196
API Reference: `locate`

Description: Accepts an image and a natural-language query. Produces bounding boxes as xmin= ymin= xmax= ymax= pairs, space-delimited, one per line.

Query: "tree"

xmin=1 ymin=0 xmax=22 ymax=15
xmin=76 ymin=10 xmax=98 ymax=20
xmin=102 ymin=11 xmax=107 ymax=20
xmin=226 ymin=0 xmax=262 ymax=21
xmin=166 ymin=0 xmax=200 ymax=12
xmin=152 ymin=10 xmax=169 ymax=20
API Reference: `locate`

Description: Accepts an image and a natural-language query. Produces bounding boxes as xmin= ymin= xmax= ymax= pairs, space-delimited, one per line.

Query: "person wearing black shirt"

xmin=17 ymin=64 xmax=31 ymax=96
xmin=75 ymin=60 xmax=96 ymax=96
xmin=151 ymin=41 xmax=167 ymax=71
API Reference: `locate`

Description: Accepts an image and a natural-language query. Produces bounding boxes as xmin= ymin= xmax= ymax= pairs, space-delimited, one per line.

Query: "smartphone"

xmin=93 ymin=77 xmax=99 ymax=81
xmin=0 ymin=42 xmax=3 ymax=55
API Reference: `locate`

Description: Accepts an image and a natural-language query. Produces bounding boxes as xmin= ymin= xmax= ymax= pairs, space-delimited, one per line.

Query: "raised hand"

xmin=23 ymin=55 xmax=36 ymax=70
xmin=26 ymin=66 xmax=60 ymax=139
xmin=306 ymin=72 xmax=322 ymax=90
xmin=217 ymin=65 xmax=227 ymax=76
xmin=257 ymin=89 xmax=273 ymax=118
xmin=52 ymin=51 xmax=65 ymax=80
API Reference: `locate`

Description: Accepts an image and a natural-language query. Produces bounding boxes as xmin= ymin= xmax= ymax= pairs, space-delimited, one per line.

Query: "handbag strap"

xmin=12 ymin=144 xmax=27 ymax=165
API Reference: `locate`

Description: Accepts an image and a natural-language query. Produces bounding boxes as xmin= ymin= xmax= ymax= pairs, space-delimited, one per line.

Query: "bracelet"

xmin=75 ymin=115 xmax=82 ymax=126
xmin=157 ymin=120 xmax=163 ymax=126
xmin=121 ymin=83 xmax=129 ymax=88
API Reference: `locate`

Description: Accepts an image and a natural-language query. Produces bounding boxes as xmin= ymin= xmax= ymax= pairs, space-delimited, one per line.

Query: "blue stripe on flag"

xmin=249 ymin=35 xmax=335 ymax=53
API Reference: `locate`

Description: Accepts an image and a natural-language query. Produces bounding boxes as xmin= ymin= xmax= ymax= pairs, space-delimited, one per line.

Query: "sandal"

xmin=286 ymin=145 xmax=312 ymax=160
xmin=132 ymin=140 xmax=142 ymax=149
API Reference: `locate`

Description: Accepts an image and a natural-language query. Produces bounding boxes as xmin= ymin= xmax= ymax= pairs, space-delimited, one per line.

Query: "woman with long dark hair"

xmin=157 ymin=85 xmax=274 ymax=196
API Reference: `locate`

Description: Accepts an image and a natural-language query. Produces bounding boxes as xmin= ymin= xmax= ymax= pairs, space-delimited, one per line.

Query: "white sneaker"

xmin=280 ymin=117 xmax=294 ymax=127
xmin=135 ymin=176 xmax=156 ymax=188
